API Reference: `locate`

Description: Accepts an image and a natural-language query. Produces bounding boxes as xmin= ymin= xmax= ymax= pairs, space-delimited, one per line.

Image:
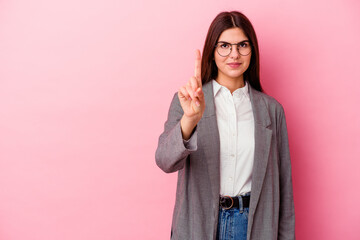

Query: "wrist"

xmin=180 ymin=115 xmax=199 ymax=140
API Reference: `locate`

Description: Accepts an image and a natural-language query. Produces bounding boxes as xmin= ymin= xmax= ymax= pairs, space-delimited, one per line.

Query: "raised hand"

xmin=178 ymin=49 xmax=206 ymax=140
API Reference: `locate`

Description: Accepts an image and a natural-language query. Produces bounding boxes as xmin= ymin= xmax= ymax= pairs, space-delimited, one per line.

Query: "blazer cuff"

xmin=183 ymin=129 xmax=198 ymax=151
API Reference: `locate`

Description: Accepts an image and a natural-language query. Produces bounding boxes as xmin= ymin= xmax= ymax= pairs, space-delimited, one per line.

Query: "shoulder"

xmin=251 ymin=87 xmax=286 ymax=116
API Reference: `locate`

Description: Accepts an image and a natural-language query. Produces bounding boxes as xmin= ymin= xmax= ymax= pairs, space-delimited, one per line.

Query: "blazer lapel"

xmin=247 ymin=85 xmax=273 ymax=229
xmin=198 ymin=81 xmax=221 ymax=202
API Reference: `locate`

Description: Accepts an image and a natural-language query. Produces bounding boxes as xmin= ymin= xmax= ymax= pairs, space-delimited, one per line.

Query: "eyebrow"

xmin=217 ymin=40 xmax=250 ymax=44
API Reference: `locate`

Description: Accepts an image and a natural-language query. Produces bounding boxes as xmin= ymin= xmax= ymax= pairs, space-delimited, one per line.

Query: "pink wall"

xmin=1 ymin=0 xmax=359 ymax=239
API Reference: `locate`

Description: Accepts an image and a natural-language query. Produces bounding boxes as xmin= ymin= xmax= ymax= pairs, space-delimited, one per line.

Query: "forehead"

xmin=218 ymin=27 xmax=248 ymax=42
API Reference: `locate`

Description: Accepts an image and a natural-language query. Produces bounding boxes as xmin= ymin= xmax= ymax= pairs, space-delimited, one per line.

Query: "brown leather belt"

xmin=219 ymin=195 xmax=250 ymax=209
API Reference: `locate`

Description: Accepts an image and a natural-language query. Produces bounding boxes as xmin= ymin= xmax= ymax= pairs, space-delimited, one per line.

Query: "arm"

xmin=277 ymin=107 xmax=296 ymax=239
xmin=156 ymin=49 xmax=204 ymax=173
xmin=155 ymin=93 xmax=198 ymax=173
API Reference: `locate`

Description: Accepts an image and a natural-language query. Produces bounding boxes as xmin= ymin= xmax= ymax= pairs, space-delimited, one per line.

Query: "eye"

xmin=219 ymin=43 xmax=230 ymax=49
xmin=239 ymin=42 xmax=249 ymax=48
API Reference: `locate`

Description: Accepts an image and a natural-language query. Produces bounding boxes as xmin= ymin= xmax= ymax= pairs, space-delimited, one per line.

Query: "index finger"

xmin=194 ymin=49 xmax=202 ymax=86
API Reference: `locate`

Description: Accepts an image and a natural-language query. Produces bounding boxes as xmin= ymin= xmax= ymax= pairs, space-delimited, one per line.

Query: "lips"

xmin=227 ymin=62 xmax=241 ymax=68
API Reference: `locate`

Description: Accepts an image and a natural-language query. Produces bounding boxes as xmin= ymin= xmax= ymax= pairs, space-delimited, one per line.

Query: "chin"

xmin=227 ymin=72 xmax=245 ymax=79
xmin=218 ymin=68 xmax=246 ymax=80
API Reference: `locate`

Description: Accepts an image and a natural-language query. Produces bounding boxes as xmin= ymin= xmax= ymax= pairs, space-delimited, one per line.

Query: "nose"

xmin=229 ymin=46 xmax=240 ymax=59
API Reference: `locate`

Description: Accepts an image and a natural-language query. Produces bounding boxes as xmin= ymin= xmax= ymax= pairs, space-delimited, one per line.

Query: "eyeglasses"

xmin=215 ymin=40 xmax=252 ymax=57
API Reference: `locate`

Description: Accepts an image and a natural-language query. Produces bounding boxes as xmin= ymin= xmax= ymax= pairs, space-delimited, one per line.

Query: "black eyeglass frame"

xmin=215 ymin=40 xmax=252 ymax=57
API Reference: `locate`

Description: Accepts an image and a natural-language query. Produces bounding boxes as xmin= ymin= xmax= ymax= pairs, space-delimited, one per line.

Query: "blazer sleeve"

xmin=155 ymin=93 xmax=198 ymax=173
xmin=277 ymin=106 xmax=296 ymax=239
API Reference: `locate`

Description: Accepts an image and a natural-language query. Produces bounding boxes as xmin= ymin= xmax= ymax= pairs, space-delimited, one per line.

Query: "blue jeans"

xmin=216 ymin=193 xmax=250 ymax=240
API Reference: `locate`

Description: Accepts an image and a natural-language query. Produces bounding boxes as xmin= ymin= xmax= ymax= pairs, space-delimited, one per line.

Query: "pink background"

xmin=1 ymin=0 xmax=360 ymax=239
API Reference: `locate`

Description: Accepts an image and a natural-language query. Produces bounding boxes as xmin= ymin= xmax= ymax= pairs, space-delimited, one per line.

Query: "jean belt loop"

xmin=238 ymin=195 xmax=244 ymax=213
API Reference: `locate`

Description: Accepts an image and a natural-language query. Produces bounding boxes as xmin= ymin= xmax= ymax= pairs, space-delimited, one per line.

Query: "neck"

xmin=215 ymin=73 xmax=245 ymax=94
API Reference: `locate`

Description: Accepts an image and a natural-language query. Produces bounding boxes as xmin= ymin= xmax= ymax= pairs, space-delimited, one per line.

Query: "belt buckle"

xmin=220 ymin=195 xmax=233 ymax=210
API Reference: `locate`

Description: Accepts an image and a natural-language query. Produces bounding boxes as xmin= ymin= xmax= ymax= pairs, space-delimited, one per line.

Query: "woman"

xmin=155 ymin=11 xmax=295 ymax=240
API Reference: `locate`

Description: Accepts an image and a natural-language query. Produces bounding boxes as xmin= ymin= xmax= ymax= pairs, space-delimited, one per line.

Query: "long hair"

xmin=201 ymin=11 xmax=263 ymax=92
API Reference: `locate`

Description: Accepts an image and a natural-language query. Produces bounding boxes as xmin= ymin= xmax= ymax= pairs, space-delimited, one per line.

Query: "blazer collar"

xmin=247 ymin=82 xmax=271 ymax=128
xmin=202 ymin=81 xmax=216 ymax=117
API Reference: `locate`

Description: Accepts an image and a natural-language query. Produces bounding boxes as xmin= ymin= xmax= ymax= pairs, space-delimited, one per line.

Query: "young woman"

xmin=155 ymin=11 xmax=295 ymax=240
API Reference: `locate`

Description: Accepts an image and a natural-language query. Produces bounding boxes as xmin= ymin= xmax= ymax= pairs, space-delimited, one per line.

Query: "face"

xmin=214 ymin=27 xmax=252 ymax=82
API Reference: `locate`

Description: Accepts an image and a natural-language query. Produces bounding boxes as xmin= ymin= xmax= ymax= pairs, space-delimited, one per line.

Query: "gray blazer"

xmin=155 ymin=81 xmax=295 ymax=240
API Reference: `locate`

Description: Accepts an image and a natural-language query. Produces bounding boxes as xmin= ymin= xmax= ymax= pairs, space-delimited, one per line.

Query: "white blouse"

xmin=212 ymin=80 xmax=255 ymax=196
